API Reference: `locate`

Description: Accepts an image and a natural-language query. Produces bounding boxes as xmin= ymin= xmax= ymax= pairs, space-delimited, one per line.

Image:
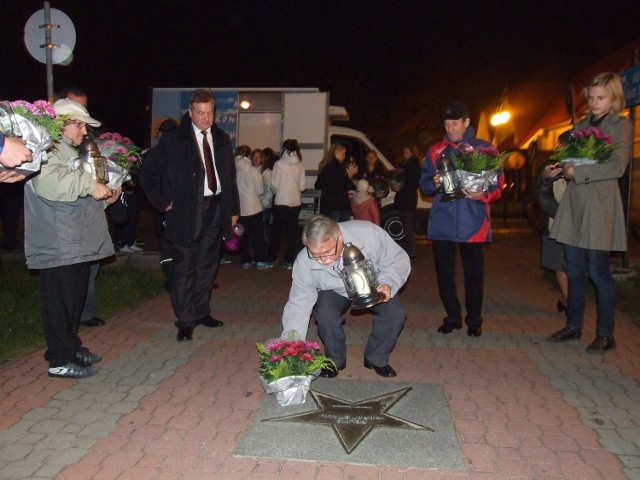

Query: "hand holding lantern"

xmin=338 ymin=242 xmax=386 ymax=310
xmin=436 ymin=154 xmax=464 ymax=201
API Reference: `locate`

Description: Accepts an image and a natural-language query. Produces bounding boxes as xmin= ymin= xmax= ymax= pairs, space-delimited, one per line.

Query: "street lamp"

xmin=490 ymin=110 xmax=511 ymax=126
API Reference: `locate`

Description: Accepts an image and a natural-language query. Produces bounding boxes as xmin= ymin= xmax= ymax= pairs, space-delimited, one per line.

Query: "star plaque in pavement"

xmin=264 ymin=387 xmax=434 ymax=454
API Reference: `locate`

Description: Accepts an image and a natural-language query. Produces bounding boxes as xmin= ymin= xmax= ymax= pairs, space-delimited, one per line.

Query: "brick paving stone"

xmin=379 ymin=470 xmax=406 ymax=480
xmin=341 ymin=464 xmax=380 ymax=479
xmin=558 ymin=461 xmax=602 ymax=479
xmin=316 ymin=463 xmax=344 ymax=479
xmin=117 ymin=465 xmax=159 ymax=480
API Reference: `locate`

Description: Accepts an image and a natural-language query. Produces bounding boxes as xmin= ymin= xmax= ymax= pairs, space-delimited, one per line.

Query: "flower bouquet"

xmin=550 ymin=127 xmax=614 ymax=166
xmin=369 ymin=174 xmax=390 ymax=199
xmin=257 ymin=333 xmax=335 ymax=406
xmin=95 ymin=132 xmax=143 ymax=188
xmin=452 ymin=143 xmax=508 ymax=193
xmin=0 ymin=100 xmax=71 ymax=176
xmin=387 ymin=167 xmax=406 ymax=192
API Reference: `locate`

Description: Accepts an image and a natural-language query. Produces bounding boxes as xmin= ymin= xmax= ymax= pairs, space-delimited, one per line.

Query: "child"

xmin=351 ymin=179 xmax=380 ymax=225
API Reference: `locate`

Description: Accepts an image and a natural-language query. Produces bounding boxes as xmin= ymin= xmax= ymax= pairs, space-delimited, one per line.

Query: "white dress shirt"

xmin=192 ymin=124 xmax=221 ymax=196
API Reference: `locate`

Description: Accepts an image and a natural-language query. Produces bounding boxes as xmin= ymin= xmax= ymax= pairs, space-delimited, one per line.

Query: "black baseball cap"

xmin=442 ymin=102 xmax=469 ymax=120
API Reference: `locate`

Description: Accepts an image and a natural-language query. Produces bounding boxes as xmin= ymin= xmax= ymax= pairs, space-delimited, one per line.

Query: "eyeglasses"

xmin=66 ymin=120 xmax=87 ymax=130
xmin=307 ymin=234 xmax=341 ymax=261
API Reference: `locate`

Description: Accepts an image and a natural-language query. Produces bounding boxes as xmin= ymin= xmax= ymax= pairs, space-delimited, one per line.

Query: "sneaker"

xmin=283 ymin=262 xmax=294 ymax=270
xmin=120 ymin=243 xmax=143 ymax=253
xmin=75 ymin=347 xmax=102 ymax=366
xmin=242 ymin=262 xmax=254 ymax=269
xmin=48 ymin=362 xmax=97 ymax=379
xmin=219 ymin=257 xmax=232 ymax=265
xmin=256 ymin=262 xmax=273 ymax=269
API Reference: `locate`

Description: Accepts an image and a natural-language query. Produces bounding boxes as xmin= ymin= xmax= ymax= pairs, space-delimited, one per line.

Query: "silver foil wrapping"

xmin=559 ymin=157 xmax=598 ymax=166
xmin=459 ymin=169 xmax=499 ymax=193
xmin=67 ymin=156 xmax=131 ymax=189
xmin=0 ymin=106 xmax=53 ymax=177
xmin=260 ymin=374 xmax=315 ymax=407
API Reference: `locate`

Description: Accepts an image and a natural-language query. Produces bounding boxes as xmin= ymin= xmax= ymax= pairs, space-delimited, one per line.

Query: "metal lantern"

xmin=77 ymin=135 xmax=109 ymax=184
xmin=436 ymin=154 xmax=464 ymax=201
xmin=338 ymin=242 xmax=385 ymax=310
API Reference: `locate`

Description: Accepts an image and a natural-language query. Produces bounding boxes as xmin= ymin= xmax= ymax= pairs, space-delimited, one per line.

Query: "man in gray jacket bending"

xmin=282 ymin=215 xmax=410 ymax=378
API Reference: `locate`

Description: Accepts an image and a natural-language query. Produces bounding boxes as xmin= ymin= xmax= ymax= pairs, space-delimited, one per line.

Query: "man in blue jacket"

xmin=419 ymin=103 xmax=503 ymax=337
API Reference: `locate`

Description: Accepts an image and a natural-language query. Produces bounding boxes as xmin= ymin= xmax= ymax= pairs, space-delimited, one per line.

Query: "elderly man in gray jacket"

xmin=282 ymin=215 xmax=410 ymax=378
xmin=24 ymin=99 xmax=119 ymax=379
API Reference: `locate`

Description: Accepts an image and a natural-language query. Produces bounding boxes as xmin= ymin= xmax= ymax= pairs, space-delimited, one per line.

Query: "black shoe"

xmin=81 ymin=317 xmax=106 ymax=327
xmin=176 ymin=327 xmax=193 ymax=341
xmin=586 ymin=336 xmax=616 ymax=353
xmin=196 ymin=316 xmax=224 ymax=328
xmin=319 ymin=363 xmax=345 ymax=378
xmin=364 ymin=360 xmax=397 ymax=378
xmin=75 ymin=347 xmax=102 ymax=366
xmin=467 ymin=325 xmax=482 ymax=337
xmin=437 ymin=322 xmax=462 ymax=334
xmin=48 ymin=362 xmax=97 ymax=379
xmin=548 ymin=326 xmax=582 ymax=342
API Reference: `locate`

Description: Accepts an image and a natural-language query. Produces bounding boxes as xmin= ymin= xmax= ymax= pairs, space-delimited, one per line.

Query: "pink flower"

xmin=459 ymin=143 xmax=475 ymax=155
xmin=112 ymin=133 xmax=123 ymax=142
xmin=114 ymin=146 xmax=128 ymax=154
xmin=305 ymin=341 xmax=321 ymax=350
xmin=477 ymin=146 xmax=499 ymax=156
xmin=99 ymin=132 xmax=112 ymax=140
xmin=122 ymin=137 xmax=133 ymax=144
xmin=282 ymin=347 xmax=297 ymax=357
xmin=300 ymin=353 xmax=313 ymax=362
xmin=269 ymin=355 xmax=283 ymax=362
xmin=266 ymin=340 xmax=284 ymax=351
xmin=128 ymin=155 xmax=138 ymax=162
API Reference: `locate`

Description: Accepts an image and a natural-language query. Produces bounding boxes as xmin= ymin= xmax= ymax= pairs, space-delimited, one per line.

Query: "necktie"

xmin=201 ymin=130 xmax=217 ymax=193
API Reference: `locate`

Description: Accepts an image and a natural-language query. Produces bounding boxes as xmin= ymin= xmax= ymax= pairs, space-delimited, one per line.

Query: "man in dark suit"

xmin=141 ymin=89 xmax=239 ymax=341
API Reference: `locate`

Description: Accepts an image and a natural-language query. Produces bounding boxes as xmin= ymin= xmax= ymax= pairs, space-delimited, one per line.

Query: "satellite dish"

xmin=24 ymin=8 xmax=76 ymax=65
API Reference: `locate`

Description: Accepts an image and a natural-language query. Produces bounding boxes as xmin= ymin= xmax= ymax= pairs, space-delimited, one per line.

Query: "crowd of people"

xmin=1 ymin=72 xmax=632 ymax=379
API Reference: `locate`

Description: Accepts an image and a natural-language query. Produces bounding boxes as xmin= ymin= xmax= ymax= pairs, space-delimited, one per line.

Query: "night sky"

xmin=3 ymin=0 xmax=640 ymax=157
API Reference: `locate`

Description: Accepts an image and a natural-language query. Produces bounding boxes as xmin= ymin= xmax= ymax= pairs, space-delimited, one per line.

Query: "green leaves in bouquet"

xmin=257 ymin=340 xmax=336 ymax=383
xmin=452 ymin=145 xmax=507 ymax=174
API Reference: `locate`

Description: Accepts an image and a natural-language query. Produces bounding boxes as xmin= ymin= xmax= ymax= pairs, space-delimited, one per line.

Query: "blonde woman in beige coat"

xmin=547 ymin=72 xmax=633 ymax=353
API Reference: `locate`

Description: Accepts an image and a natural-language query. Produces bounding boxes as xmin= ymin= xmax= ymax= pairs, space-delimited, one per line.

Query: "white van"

xmin=150 ymin=87 xmax=430 ymax=241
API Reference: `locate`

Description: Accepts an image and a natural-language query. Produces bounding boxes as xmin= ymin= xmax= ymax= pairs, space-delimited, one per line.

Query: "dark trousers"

xmin=40 ymin=262 xmax=91 ymax=366
xmin=314 ymin=290 xmax=406 ymax=367
xmin=80 ymin=262 xmax=100 ymax=323
xmin=112 ymin=189 xmax=140 ymax=247
xmin=564 ymin=245 xmax=616 ymax=336
xmin=432 ymin=240 xmax=484 ymax=327
xmin=240 ymin=211 xmax=267 ymax=264
xmin=152 ymin=207 xmax=173 ymax=290
xmin=398 ymin=210 xmax=415 ymax=257
xmin=322 ymin=209 xmax=351 ymax=222
xmin=262 ymin=207 xmax=272 ymax=244
xmin=269 ymin=205 xmax=301 ymax=264
xmin=171 ymin=197 xmax=221 ymax=329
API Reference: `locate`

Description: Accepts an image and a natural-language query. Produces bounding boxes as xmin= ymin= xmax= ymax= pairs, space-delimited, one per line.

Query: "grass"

xmin=0 ymin=260 xmax=165 ymax=365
